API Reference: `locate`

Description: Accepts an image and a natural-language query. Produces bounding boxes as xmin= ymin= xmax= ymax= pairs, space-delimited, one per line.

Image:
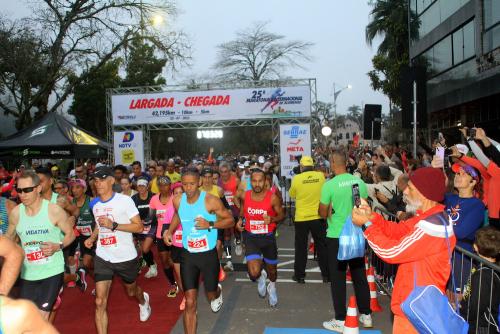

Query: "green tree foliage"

xmin=122 ymin=34 xmax=167 ymax=87
xmin=68 ymin=59 xmax=122 ymax=138
xmin=366 ymin=0 xmax=419 ymax=106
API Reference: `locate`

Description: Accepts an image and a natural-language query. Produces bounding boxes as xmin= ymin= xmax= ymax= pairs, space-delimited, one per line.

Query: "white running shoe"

xmin=267 ymin=282 xmax=278 ymax=307
xmin=257 ymin=270 xmax=267 ymax=298
xmin=223 ymin=260 xmax=234 ymax=272
xmin=139 ymin=292 xmax=152 ymax=322
xmin=359 ymin=313 xmax=373 ymax=328
xmin=144 ymin=264 xmax=158 ymax=278
xmin=210 ymin=284 xmax=223 ymax=313
xmin=322 ymin=319 xmax=344 ymax=332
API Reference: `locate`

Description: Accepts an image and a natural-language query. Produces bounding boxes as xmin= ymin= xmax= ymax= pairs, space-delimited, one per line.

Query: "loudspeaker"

xmin=363 ymin=104 xmax=382 ymax=140
xmin=400 ymin=65 xmax=427 ymax=129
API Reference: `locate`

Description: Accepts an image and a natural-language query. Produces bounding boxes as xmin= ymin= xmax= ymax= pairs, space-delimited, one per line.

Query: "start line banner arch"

xmin=106 ymin=79 xmax=318 ymax=163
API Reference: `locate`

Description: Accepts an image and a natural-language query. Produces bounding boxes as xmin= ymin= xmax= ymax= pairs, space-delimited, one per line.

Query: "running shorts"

xmin=243 ymin=231 xmax=278 ymax=265
xmin=19 ymin=273 xmax=64 ymax=312
xmin=94 ymin=256 xmax=139 ymax=284
xmin=171 ymin=246 xmax=182 ymax=264
xmin=180 ymin=248 xmax=219 ymax=292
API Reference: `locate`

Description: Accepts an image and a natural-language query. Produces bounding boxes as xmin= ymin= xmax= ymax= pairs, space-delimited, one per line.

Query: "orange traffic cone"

xmin=367 ymin=267 xmax=383 ymax=312
xmin=344 ymin=295 xmax=359 ymax=334
xmin=346 ymin=267 xmax=352 ymax=283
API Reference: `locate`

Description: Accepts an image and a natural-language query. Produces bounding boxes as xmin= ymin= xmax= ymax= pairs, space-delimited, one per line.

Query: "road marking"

xmin=235 ymin=278 xmax=327 ymax=284
xmin=277 ymin=267 xmax=320 ymax=272
xmin=279 ymin=254 xmax=314 ymax=258
xmin=278 ymin=248 xmax=295 ymax=251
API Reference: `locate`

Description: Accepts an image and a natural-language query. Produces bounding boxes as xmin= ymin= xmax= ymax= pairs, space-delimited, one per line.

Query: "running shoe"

xmin=210 ymin=284 xmax=223 ymax=313
xmin=179 ymin=297 xmax=186 ymax=311
xmin=223 ymin=260 xmax=234 ymax=272
xmin=322 ymin=319 xmax=344 ymax=332
xmin=267 ymin=282 xmax=278 ymax=307
xmin=145 ymin=264 xmax=158 ymax=278
xmin=167 ymin=284 xmax=179 ymax=298
xmin=359 ymin=314 xmax=373 ymax=328
xmin=139 ymin=292 xmax=152 ymax=322
xmin=76 ymin=269 xmax=87 ymax=292
xmin=257 ymin=270 xmax=267 ymax=298
xmin=218 ymin=265 xmax=226 ymax=282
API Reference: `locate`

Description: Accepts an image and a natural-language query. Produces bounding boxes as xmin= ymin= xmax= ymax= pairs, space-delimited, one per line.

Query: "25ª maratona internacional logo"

xmin=122 ymin=132 xmax=134 ymax=143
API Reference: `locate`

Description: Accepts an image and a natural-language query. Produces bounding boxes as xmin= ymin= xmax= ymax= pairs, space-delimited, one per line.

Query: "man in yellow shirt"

xmin=165 ymin=159 xmax=181 ymax=183
xmin=149 ymin=163 xmax=165 ymax=194
xmin=289 ymin=156 xmax=328 ymax=283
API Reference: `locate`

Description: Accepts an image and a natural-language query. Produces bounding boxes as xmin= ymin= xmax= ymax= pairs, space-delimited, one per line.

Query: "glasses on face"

xmin=16 ymin=185 xmax=39 ymax=194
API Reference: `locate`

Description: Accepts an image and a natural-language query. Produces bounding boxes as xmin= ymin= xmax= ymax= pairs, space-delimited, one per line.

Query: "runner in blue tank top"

xmin=164 ymin=167 xmax=234 ymax=334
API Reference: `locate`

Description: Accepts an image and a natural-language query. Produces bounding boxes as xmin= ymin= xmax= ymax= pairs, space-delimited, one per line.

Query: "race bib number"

xmin=225 ymin=193 xmax=234 ymax=206
xmin=76 ymin=225 xmax=92 ymax=236
xmin=156 ymin=209 xmax=166 ymax=221
xmin=249 ymin=220 xmax=268 ymax=234
xmin=25 ymin=245 xmax=49 ymax=264
xmin=141 ymin=224 xmax=152 ymax=235
xmin=174 ymin=230 xmax=183 ymax=243
xmin=100 ymin=235 xmax=117 ymax=247
xmin=187 ymin=235 xmax=209 ymax=253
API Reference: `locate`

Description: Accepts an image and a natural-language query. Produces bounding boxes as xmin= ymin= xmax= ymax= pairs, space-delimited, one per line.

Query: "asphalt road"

xmin=170 ymin=222 xmax=393 ymax=334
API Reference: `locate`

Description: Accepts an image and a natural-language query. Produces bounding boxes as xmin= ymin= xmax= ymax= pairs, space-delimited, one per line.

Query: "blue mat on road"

xmin=264 ymin=328 xmax=382 ymax=334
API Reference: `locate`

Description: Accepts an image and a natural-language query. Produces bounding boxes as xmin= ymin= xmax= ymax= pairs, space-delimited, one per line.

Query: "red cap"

xmin=409 ymin=167 xmax=446 ymax=202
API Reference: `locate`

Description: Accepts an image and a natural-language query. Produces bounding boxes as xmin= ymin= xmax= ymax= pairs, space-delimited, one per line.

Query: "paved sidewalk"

xmin=170 ymin=223 xmax=394 ymax=334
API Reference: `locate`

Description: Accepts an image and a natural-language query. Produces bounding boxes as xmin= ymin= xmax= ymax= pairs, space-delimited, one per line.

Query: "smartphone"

xmin=352 ymin=184 xmax=361 ymax=208
xmin=468 ymin=128 xmax=476 ymax=139
xmin=436 ymin=147 xmax=445 ymax=160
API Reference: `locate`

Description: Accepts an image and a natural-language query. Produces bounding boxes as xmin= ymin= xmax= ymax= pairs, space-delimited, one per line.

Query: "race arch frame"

xmin=105 ymin=78 xmax=318 ymax=163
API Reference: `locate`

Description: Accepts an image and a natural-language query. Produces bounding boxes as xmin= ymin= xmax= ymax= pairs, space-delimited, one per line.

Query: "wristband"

xmin=209 ymin=221 xmax=215 ymax=228
xmin=362 ymin=221 xmax=373 ymax=232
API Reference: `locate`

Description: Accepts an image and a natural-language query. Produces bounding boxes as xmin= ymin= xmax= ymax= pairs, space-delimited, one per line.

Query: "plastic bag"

xmin=337 ymin=215 xmax=365 ymax=260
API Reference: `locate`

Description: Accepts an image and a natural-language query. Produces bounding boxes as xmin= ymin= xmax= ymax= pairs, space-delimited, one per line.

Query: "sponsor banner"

xmin=279 ymin=124 xmax=311 ymax=179
xmin=113 ymin=131 xmax=144 ymax=167
xmin=111 ymin=85 xmax=311 ymax=125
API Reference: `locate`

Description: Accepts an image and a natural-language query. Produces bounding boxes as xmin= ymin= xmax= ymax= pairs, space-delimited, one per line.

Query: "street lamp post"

xmin=331 ymin=83 xmax=352 ymax=145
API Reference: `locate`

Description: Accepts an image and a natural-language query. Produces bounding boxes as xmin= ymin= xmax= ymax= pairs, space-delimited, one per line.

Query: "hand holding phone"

xmin=352 ymin=184 xmax=361 ymax=208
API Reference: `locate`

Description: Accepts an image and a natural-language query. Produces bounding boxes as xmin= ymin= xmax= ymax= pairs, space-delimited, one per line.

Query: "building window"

xmin=483 ymin=0 xmax=500 ymax=52
xmin=415 ymin=0 xmax=470 ymax=38
xmin=346 ymin=133 xmax=350 ymax=139
xmin=338 ymin=133 xmax=343 ymax=140
xmin=452 ymin=20 xmax=475 ymax=65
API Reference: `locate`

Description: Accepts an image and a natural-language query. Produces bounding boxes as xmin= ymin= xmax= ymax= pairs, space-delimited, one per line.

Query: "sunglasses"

xmin=16 ymin=185 xmax=39 ymax=194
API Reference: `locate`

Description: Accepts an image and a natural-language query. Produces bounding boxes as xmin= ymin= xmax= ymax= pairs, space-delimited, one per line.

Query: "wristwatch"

xmin=361 ymin=221 xmax=373 ymax=232
xmin=59 ymin=242 xmax=64 ymax=250
xmin=112 ymin=222 xmax=119 ymax=231
xmin=208 ymin=221 xmax=215 ymax=230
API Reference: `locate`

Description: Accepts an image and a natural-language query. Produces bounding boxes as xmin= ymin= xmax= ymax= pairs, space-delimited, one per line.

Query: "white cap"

xmin=95 ymin=162 xmax=105 ymax=168
xmin=258 ymin=156 xmax=265 ymax=164
xmin=137 ymin=179 xmax=149 ymax=187
xmin=238 ymin=163 xmax=245 ymax=169
xmin=456 ymin=144 xmax=469 ymax=155
xmin=244 ymin=161 xmax=250 ymax=167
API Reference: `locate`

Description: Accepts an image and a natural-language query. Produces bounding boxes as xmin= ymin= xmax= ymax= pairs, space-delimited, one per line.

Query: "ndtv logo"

xmin=122 ymin=132 xmax=134 ymax=143
xmin=247 ymin=208 xmax=267 ymax=215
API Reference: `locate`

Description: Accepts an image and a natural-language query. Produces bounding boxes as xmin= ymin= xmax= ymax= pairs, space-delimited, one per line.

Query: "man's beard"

xmin=403 ymin=194 xmax=421 ymax=215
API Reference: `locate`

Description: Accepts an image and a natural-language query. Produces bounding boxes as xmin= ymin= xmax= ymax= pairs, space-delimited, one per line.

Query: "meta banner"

xmin=113 ymin=130 xmax=144 ymax=167
xmin=279 ymin=123 xmax=311 ymax=179
xmin=111 ymin=85 xmax=311 ymax=125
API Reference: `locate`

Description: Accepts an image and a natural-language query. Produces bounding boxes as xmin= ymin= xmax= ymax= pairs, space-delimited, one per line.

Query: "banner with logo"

xmin=111 ymin=85 xmax=311 ymax=125
xmin=113 ymin=131 xmax=144 ymax=167
xmin=279 ymin=124 xmax=311 ymax=179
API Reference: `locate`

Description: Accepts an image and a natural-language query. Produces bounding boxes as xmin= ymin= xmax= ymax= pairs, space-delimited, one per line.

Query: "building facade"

xmin=409 ymin=0 xmax=500 ymax=140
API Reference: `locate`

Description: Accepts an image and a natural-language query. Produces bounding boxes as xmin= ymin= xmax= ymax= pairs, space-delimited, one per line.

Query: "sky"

xmin=0 ymin=0 xmax=387 ymax=135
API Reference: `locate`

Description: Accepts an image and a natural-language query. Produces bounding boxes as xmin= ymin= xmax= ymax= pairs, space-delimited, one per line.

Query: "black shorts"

xmin=171 ymin=246 xmax=182 ymax=264
xmin=94 ymin=256 xmax=139 ymax=284
xmin=78 ymin=236 xmax=95 ymax=257
xmin=65 ymin=238 xmax=79 ymax=257
xmin=243 ymin=231 xmax=278 ymax=265
xmin=134 ymin=223 xmax=157 ymax=240
xmin=180 ymin=248 xmax=219 ymax=292
xmin=19 ymin=273 xmax=64 ymax=312
xmin=217 ymin=228 xmax=224 ymax=242
xmin=157 ymin=224 xmax=171 ymax=252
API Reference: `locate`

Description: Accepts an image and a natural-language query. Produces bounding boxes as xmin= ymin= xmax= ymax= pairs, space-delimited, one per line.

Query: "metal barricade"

xmin=452 ymin=245 xmax=500 ymax=334
xmin=367 ymin=207 xmax=399 ymax=297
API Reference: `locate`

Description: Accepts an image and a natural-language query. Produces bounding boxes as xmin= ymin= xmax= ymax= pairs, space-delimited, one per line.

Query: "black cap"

xmin=200 ymin=167 xmax=213 ymax=176
xmin=93 ymin=166 xmax=113 ymax=179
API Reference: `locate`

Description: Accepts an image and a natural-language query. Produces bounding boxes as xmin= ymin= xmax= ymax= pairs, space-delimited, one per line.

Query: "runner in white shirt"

xmin=84 ymin=166 xmax=151 ymax=334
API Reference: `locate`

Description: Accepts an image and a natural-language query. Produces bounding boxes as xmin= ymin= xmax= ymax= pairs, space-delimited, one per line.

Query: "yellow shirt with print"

xmin=150 ymin=177 xmax=159 ymax=194
xmin=289 ymin=170 xmax=325 ymax=222
xmin=165 ymin=172 xmax=181 ymax=183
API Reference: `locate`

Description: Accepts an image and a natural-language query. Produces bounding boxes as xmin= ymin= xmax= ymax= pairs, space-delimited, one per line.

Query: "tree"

xmin=122 ymin=33 xmax=167 ymax=87
xmin=0 ymin=0 xmax=189 ymax=130
xmin=346 ymin=104 xmax=363 ymax=129
xmin=213 ymin=22 xmax=313 ymax=82
xmin=68 ymin=59 xmax=122 ymax=138
xmin=365 ymin=0 xmax=419 ymax=106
